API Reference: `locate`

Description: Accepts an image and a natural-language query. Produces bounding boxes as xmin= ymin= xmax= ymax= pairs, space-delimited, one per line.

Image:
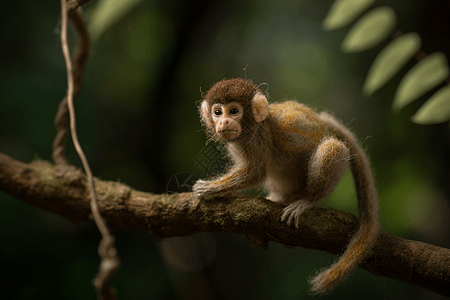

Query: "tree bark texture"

xmin=0 ymin=151 xmax=448 ymax=296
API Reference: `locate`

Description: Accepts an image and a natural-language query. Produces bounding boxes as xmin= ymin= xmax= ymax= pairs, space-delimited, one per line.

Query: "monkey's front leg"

xmin=193 ymin=166 xmax=263 ymax=200
xmin=281 ymin=137 xmax=350 ymax=228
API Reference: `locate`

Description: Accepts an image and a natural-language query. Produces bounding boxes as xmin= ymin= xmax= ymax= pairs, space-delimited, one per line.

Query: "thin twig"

xmin=67 ymin=0 xmax=91 ymax=12
xmin=52 ymin=8 xmax=91 ymax=165
xmin=59 ymin=1 xmax=120 ymax=299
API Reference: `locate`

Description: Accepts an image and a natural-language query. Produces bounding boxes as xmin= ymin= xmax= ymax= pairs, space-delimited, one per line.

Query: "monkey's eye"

xmin=214 ymin=109 xmax=222 ymax=116
xmin=230 ymin=108 xmax=239 ymax=115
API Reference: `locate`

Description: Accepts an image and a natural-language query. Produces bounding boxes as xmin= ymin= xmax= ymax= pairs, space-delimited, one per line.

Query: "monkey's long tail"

xmin=309 ymin=116 xmax=380 ymax=294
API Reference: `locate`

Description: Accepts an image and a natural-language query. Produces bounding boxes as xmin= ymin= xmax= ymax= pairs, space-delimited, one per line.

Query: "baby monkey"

xmin=193 ymin=78 xmax=380 ymax=294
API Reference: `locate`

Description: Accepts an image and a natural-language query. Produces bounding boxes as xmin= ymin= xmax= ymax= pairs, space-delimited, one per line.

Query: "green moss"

xmin=95 ymin=179 xmax=131 ymax=204
xmin=30 ymin=160 xmax=132 ymax=204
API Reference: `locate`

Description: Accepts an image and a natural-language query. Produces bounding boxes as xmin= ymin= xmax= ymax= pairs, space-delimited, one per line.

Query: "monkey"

xmin=192 ymin=78 xmax=380 ymax=294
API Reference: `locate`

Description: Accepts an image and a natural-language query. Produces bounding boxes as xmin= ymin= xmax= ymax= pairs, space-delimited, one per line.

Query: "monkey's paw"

xmin=192 ymin=180 xmax=216 ymax=200
xmin=281 ymin=201 xmax=315 ymax=228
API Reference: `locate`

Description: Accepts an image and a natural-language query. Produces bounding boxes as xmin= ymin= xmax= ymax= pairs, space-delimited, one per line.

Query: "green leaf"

xmin=412 ymin=85 xmax=450 ymax=124
xmin=363 ymin=32 xmax=422 ymax=96
xmin=393 ymin=52 xmax=449 ymax=111
xmin=341 ymin=6 xmax=396 ymax=53
xmin=322 ymin=0 xmax=376 ymax=31
xmin=88 ymin=0 xmax=144 ymax=41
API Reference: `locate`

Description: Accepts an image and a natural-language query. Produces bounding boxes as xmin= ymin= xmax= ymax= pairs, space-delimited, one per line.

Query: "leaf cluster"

xmin=324 ymin=0 xmax=450 ymax=125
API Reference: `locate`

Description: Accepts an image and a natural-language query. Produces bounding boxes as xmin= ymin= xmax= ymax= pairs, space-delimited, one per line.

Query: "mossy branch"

xmin=0 ymin=151 xmax=449 ymax=296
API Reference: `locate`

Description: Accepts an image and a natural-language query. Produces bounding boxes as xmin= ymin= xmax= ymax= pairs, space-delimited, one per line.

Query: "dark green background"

xmin=1 ymin=0 xmax=449 ymax=299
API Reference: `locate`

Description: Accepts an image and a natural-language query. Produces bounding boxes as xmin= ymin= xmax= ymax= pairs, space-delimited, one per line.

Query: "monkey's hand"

xmin=280 ymin=200 xmax=315 ymax=229
xmin=192 ymin=179 xmax=219 ymax=200
xmin=192 ymin=179 xmax=237 ymax=200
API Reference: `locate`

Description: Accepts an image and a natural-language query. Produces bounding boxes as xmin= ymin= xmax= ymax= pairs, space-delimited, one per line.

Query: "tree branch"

xmin=0 ymin=151 xmax=449 ymax=296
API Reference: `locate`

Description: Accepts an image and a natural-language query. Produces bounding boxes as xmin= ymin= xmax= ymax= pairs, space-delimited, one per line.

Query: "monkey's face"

xmin=200 ymin=78 xmax=270 ymax=142
xmin=208 ymin=102 xmax=243 ymax=141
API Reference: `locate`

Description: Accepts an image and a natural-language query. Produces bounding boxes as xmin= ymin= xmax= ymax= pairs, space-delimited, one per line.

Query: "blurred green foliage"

xmin=322 ymin=0 xmax=375 ymax=30
xmin=341 ymin=6 xmax=397 ymax=53
xmin=412 ymin=84 xmax=450 ymax=124
xmin=326 ymin=0 xmax=450 ymax=124
xmin=363 ymin=32 xmax=422 ymax=95
xmin=1 ymin=0 xmax=450 ymax=299
xmin=394 ymin=51 xmax=449 ymax=112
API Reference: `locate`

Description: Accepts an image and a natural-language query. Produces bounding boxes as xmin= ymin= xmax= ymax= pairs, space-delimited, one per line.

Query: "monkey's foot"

xmin=281 ymin=201 xmax=315 ymax=228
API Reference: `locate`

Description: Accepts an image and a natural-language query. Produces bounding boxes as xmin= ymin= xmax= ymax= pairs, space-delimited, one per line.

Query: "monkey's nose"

xmin=221 ymin=119 xmax=231 ymax=126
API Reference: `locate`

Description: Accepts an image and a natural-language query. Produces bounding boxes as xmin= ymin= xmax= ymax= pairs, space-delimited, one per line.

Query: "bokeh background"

xmin=1 ymin=0 xmax=450 ymax=299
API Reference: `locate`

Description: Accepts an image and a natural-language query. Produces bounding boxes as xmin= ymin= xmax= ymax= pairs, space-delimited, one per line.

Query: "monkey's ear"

xmin=201 ymin=100 xmax=209 ymax=119
xmin=200 ymin=100 xmax=214 ymax=127
xmin=252 ymin=93 xmax=269 ymax=122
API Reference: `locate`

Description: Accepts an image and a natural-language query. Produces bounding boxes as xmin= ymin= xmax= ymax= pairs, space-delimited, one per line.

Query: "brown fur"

xmin=193 ymin=78 xmax=380 ymax=294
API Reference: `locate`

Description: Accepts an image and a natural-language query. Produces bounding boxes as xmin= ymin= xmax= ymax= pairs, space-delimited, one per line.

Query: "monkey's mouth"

xmin=219 ymin=129 xmax=238 ymax=133
xmin=218 ymin=129 xmax=239 ymax=140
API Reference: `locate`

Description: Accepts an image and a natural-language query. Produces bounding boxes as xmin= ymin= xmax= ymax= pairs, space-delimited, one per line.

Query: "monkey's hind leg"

xmin=281 ymin=137 xmax=350 ymax=228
